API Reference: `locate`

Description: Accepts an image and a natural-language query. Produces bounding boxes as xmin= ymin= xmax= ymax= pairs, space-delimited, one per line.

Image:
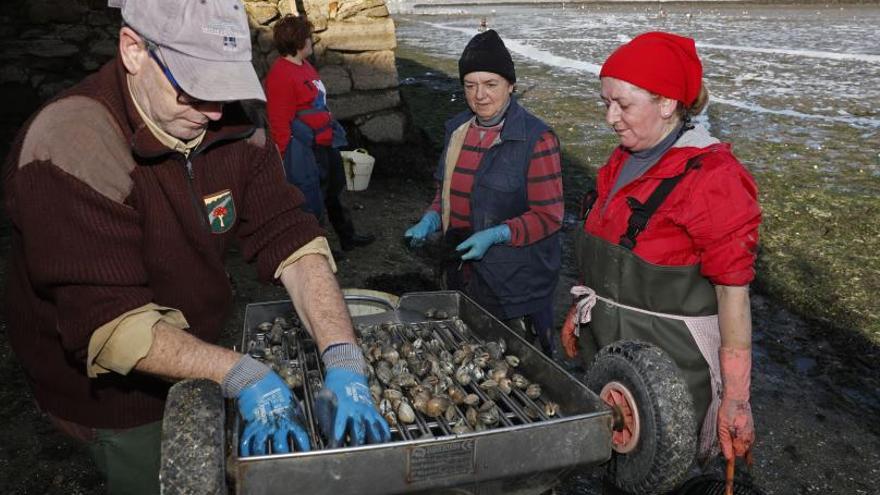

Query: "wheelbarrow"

xmin=158 ymin=291 xmax=733 ymax=494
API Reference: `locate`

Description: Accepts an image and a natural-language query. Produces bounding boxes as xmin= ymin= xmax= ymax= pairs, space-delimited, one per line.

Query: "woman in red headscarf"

xmin=563 ymin=32 xmax=760 ymax=492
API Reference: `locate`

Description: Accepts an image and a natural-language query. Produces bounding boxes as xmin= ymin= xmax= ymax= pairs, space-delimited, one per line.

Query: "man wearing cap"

xmin=403 ymin=29 xmax=564 ymax=357
xmin=3 ymin=1 xmax=389 ymax=492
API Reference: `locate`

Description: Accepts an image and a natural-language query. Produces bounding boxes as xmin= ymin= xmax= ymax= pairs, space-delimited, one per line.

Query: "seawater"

xmin=395 ymin=3 xmax=880 ymax=182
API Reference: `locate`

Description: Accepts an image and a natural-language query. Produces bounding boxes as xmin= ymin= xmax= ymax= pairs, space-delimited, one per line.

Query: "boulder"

xmin=342 ymin=50 xmax=397 ymax=90
xmin=302 ymin=0 xmax=330 ymax=31
xmin=336 ymin=0 xmax=386 ymax=20
xmin=360 ymin=5 xmax=389 ymax=17
xmin=319 ymin=65 xmax=352 ymax=95
xmin=255 ymin=26 xmax=275 ymax=53
xmin=315 ymin=17 xmax=396 ymax=52
xmin=328 ymin=89 xmax=399 ymax=120
xmin=357 ymin=110 xmax=406 ymax=143
xmin=277 ymin=0 xmax=298 ymax=17
xmin=244 ymin=2 xmax=279 ymax=26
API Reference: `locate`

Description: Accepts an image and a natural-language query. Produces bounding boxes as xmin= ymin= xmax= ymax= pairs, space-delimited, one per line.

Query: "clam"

xmin=384 ymin=411 xmax=398 ymax=426
xmin=505 ymin=355 xmax=520 ymax=368
xmin=425 ymin=396 xmax=451 ymax=418
xmin=444 ymin=404 xmax=458 ymax=423
xmin=397 ymin=400 xmax=416 ymax=424
xmin=497 ymin=377 xmax=512 ymax=395
xmin=489 ymin=363 xmax=509 ymax=381
xmin=451 ymin=418 xmax=471 ymax=434
xmin=511 ymin=373 xmax=529 ymax=389
xmin=454 ymin=366 xmax=472 ymax=386
xmin=465 ymin=406 xmax=479 ymax=427
xmin=543 ymin=401 xmax=559 ymax=417
xmin=463 ymin=393 xmax=480 ymax=406
xmin=381 ymin=345 xmax=400 ymax=364
xmin=447 ymin=384 xmax=467 ymax=405
xmin=486 ymin=341 xmax=504 ymax=361
xmin=525 ymin=383 xmax=542 ymax=400
xmin=383 ymin=389 xmax=403 ymax=402
xmin=477 ymin=402 xmax=500 ymax=426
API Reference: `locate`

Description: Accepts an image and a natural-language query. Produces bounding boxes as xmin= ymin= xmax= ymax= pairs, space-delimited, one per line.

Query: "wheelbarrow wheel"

xmin=160 ymin=379 xmax=227 ymax=494
xmin=586 ymin=341 xmax=697 ymax=495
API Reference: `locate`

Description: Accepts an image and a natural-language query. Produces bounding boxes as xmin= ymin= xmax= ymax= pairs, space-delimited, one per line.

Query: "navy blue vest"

xmin=436 ymin=98 xmax=562 ymax=319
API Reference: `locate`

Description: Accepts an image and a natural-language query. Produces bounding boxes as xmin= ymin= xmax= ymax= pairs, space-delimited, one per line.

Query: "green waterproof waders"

xmin=575 ymin=230 xmax=719 ymax=441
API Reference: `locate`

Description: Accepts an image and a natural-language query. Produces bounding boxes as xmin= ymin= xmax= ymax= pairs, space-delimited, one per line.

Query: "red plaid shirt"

xmin=430 ymin=123 xmax=563 ymax=246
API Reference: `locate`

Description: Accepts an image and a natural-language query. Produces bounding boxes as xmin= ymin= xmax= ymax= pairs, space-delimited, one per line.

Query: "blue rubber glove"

xmin=456 ymin=224 xmax=511 ymax=261
xmin=237 ymin=372 xmax=311 ymax=456
xmin=404 ymin=211 xmax=441 ymax=247
xmin=320 ymin=368 xmax=391 ymax=447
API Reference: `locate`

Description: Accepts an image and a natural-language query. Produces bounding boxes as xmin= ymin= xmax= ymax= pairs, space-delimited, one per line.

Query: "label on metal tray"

xmin=407 ymin=439 xmax=475 ymax=482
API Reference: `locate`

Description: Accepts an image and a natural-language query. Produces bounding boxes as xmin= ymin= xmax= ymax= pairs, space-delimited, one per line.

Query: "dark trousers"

xmin=313 ymin=146 xmax=355 ymax=243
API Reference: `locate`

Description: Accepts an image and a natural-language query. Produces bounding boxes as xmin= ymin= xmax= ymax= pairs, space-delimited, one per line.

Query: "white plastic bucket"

xmin=340 ymin=148 xmax=375 ymax=191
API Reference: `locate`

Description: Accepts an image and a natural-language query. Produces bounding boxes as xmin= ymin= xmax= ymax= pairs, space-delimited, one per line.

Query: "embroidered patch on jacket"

xmin=203 ymin=190 xmax=236 ymax=234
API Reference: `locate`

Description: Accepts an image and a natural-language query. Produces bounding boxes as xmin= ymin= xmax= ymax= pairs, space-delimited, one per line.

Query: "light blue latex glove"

xmin=238 ymin=372 xmax=311 ymax=456
xmin=404 ymin=211 xmax=441 ymax=247
xmin=320 ymin=368 xmax=391 ymax=447
xmin=456 ymin=224 xmax=511 ymax=261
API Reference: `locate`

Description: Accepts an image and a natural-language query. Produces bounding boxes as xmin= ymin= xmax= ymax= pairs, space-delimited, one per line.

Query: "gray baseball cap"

xmin=110 ymin=0 xmax=265 ymax=102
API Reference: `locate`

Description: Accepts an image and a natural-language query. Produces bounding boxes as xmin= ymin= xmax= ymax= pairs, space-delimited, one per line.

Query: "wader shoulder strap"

xmin=620 ymin=155 xmax=703 ymax=250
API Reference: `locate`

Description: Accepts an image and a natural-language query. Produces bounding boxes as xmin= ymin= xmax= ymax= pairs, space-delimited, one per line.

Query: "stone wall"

xmin=0 ymin=0 xmax=405 ymax=147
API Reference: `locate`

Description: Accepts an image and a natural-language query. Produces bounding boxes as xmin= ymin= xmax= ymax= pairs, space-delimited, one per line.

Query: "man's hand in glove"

xmin=321 ymin=368 xmax=391 ymax=447
xmin=718 ymin=346 xmax=755 ymax=460
xmin=456 ymin=224 xmax=511 ymax=261
xmin=226 ymin=356 xmax=311 ymax=456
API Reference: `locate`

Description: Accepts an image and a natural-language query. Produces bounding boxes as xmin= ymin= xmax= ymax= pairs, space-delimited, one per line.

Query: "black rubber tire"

xmin=586 ymin=340 xmax=697 ymax=495
xmin=160 ymin=379 xmax=227 ymax=495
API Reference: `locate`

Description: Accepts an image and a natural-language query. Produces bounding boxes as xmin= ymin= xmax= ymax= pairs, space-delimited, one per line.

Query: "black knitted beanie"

xmin=458 ymin=29 xmax=516 ymax=84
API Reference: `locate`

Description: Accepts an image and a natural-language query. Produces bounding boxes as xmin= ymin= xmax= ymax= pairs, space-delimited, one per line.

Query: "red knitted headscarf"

xmin=600 ymin=32 xmax=703 ymax=107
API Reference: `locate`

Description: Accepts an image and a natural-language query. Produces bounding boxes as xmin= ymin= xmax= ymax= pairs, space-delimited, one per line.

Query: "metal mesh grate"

xmin=242 ymin=312 xmax=563 ymax=452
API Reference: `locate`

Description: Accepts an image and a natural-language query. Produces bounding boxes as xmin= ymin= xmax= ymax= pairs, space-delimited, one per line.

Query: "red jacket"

xmin=265 ymin=57 xmax=332 ymax=156
xmin=585 ymin=131 xmax=761 ymax=286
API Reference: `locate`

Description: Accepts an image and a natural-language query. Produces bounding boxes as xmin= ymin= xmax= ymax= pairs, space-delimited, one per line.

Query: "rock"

xmin=255 ymin=26 xmax=274 ymax=53
xmin=0 ymin=66 xmax=29 ymax=85
xmin=277 ymin=0 xmax=298 ymax=17
xmin=357 ymin=110 xmax=406 ymax=143
xmin=89 ymin=39 xmax=118 ymax=58
xmin=315 ymin=17 xmax=396 ymax=52
xmin=315 ymin=49 xmax=345 ymax=67
xmin=302 ymin=0 xmax=330 ymax=31
xmin=336 ymin=0 xmax=386 ymax=19
xmin=342 ymin=50 xmax=397 ymax=90
xmin=319 ymin=64 xmax=352 ymax=95
xmin=57 ymin=24 xmax=90 ymax=43
xmin=244 ymin=1 xmax=279 ymax=26
xmin=360 ymin=5 xmax=389 ymax=17
xmin=27 ymin=0 xmax=86 ymax=24
xmin=328 ymin=89 xmax=400 ymax=120
xmin=27 ymin=39 xmax=79 ymax=58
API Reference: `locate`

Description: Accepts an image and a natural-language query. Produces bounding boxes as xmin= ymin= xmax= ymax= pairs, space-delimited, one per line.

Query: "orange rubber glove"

xmin=560 ymin=305 xmax=579 ymax=359
xmin=718 ymin=347 xmax=755 ymax=460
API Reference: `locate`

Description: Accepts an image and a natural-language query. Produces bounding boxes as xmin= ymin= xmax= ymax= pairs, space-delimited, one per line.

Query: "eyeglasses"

xmin=145 ymin=41 xmax=211 ymax=107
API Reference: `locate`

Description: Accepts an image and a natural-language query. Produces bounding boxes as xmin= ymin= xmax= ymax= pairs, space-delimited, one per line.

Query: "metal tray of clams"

xmin=229 ymin=291 xmax=613 ymax=495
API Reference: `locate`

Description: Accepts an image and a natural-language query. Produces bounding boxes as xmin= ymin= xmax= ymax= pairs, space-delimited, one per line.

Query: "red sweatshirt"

xmin=265 ymin=57 xmax=332 ymax=156
xmin=586 ymin=138 xmax=761 ymax=286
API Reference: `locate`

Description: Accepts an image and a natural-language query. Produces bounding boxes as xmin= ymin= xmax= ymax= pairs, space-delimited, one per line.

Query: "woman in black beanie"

xmin=404 ymin=30 xmax=564 ymax=356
